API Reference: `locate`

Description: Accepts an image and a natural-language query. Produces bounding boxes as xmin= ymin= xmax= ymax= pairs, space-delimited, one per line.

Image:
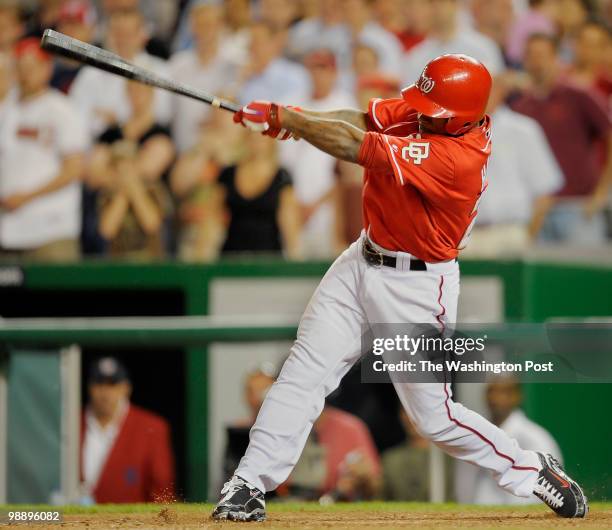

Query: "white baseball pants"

xmin=235 ymin=237 xmax=541 ymax=498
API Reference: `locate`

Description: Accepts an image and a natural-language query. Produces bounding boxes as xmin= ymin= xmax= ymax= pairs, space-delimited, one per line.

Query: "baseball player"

xmin=212 ymin=55 xmax=588 ymax=521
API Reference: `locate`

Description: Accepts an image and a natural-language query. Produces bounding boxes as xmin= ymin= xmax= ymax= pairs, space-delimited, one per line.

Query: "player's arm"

xmin=235 ymin=102 xmax=365 ymax=163
xmin=297 ymin=108 xmax=370 ymax=131
xmin=282 ymin=108 xmax=365 ymax=163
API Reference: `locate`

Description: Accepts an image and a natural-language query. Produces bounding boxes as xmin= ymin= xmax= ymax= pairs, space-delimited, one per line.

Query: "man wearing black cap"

xmin=81 ymin=357 xmax=175 ymax=503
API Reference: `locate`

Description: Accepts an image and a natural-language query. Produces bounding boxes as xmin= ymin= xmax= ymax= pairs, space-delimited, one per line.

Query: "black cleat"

xmin=533 ymin=453 xmax=588 ymax=518
xmin=212 ymin=475 xmax=266 ymax=522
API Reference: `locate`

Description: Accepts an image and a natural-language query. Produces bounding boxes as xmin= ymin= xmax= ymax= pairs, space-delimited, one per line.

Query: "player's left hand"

xmin=233 ymin=101 xmax=293 ymax=141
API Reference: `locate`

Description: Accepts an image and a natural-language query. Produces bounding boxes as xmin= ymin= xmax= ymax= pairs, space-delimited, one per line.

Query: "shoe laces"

xmin=221 ymin=476 xmax=246 ymax=496
xmin=534 ymin=476 xmax=564 ymax=509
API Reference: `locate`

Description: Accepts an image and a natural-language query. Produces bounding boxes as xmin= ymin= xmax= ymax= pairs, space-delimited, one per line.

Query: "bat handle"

xmin=216 ymin=98 xmax=241 ymax=113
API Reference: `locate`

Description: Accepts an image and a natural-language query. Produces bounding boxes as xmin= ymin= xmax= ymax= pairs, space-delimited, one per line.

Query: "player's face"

xmin=418 ymin=113 xmax=448 ymax=135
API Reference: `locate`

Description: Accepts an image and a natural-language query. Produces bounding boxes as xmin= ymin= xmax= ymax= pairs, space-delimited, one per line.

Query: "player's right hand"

xmin=233 ymin=101 xmax=293 ymax=141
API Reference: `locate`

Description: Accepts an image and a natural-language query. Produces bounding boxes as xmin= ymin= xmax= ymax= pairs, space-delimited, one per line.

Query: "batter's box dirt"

xmin=5 ymin=503 xmax=612 ymax=530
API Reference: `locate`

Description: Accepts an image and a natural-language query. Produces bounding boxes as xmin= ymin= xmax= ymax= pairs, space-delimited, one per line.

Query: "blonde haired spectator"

xmin=88 ymin=82 xmax=174 ymax=259
xmin=171 ymin=109 xmax=242 ymax=262
xmin=213 ymin=130 xmax=302 ymax=259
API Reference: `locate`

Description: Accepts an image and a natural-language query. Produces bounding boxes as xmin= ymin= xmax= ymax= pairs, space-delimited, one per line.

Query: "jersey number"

xmin=401 ymin=142 xmax=430 ymax=165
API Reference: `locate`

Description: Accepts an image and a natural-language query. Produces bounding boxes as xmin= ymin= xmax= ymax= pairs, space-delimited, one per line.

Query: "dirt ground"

xmin=14 ymin=506 xmax=612 ymax=530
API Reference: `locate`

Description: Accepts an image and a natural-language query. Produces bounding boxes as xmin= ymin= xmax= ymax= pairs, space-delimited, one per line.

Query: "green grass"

xmin=1 ymin=502 xmax=611 ymax=515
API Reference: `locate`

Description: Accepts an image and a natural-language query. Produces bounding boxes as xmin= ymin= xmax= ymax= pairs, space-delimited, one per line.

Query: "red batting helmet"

xmin=401 ymin=54 xmax=492 ymax=136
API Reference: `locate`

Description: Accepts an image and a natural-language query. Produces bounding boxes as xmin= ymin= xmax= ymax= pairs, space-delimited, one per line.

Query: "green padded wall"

xmin=7 ymin=351 xmax=62 ymax=503
xmin=522 ymin=262 xmax=612 ymax=500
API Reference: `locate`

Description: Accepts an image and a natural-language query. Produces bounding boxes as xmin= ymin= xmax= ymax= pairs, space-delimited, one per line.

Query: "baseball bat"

xmin=40 ymin=29 xmax=241 ymax=113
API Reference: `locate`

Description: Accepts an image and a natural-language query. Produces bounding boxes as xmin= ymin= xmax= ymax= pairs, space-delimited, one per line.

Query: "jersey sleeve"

xmin=367 ymin=98 xmax=411 ymax=132
xmin=358 ymin=131 xmax=455 ymax=196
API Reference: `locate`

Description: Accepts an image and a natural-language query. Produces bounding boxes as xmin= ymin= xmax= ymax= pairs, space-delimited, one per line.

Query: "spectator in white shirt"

xmin=169 ymin=1 xmax=237 ymax=152
xmin=0 ymin=38 xmax=87 ymax=261
xmin=239 ymin=21 xmax=311 ymax=105
xmin=402 ymin=0 xmax=505 ymax=86
xmin=462 ymin=76 xmax=563 ymax=257
xmin=280 ymin=49 xmax=355 ymax=258
xmin=70 ymin=8 xmax=172 ymax=139
xmin=456 ymin=377 xmax=562 ymax=505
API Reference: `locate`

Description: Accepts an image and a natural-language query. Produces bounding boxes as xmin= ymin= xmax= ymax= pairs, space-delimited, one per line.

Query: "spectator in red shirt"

xmin=314 ymin=405 xmax=381 ymax=501
xmin=80 ymin=357 xmax=176 ymax=503
xmin=511 ymin=33 xmax=611 ymax=243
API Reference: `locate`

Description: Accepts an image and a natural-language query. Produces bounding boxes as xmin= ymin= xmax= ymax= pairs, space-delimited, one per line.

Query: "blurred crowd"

xmin=0 ymin=0 xmax=610 ymax=262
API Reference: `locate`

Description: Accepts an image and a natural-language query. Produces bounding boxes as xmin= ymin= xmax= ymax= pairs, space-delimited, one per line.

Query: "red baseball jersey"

xmin=357 ymin=97 xmax=491 ymax=262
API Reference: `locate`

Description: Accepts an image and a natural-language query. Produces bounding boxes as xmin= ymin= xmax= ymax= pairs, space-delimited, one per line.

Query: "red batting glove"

xmin=233 ymin=101 xmax=280 ymax=132
xmin=233 ymin=101 xmax=301 ymax=141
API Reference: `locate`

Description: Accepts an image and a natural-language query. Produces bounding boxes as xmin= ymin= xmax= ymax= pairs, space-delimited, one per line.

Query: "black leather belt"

xmin=362 ymin=239 xmax=427 ymax=270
